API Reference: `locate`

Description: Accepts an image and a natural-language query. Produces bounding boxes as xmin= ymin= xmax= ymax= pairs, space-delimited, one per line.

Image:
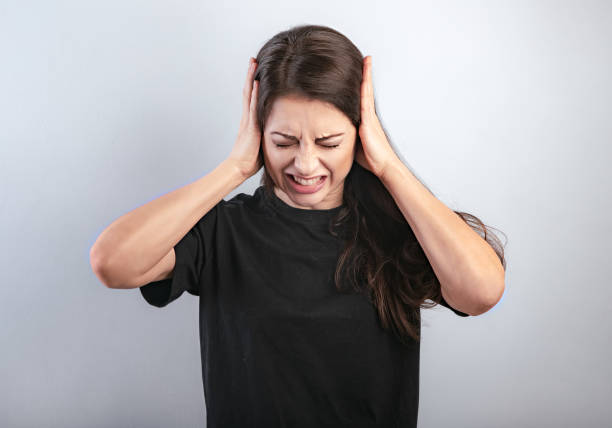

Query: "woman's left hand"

xmin=354 ymin=55 xmax=399 ymax=179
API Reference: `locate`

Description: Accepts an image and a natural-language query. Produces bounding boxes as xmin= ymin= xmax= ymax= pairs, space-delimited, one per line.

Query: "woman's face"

xmin=262 ymin=95 xmax=357 ymax=210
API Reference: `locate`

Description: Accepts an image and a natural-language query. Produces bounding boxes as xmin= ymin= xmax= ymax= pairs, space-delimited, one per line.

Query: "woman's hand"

xmin=355 ymin=56 xmax=399 ymax=179
xmin=227 ymin=57 xmax=263 ymax=180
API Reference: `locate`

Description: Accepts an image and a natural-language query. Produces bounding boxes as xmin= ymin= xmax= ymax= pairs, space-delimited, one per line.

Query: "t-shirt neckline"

xmin=259 ymin=185 xmax=345 ymax=226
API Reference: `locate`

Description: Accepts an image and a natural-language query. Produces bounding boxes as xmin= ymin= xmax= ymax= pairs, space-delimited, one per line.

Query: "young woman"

xmin=91 ymin=24 xmax=506 ymax=428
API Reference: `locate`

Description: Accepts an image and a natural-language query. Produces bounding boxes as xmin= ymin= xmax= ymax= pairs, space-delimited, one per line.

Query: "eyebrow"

xmin=271 ymin=132 xmax=345 ymax=142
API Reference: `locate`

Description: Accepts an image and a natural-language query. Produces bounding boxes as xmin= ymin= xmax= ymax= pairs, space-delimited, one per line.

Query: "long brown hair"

xmin=252 ymin=24 xmax=506 ymax=345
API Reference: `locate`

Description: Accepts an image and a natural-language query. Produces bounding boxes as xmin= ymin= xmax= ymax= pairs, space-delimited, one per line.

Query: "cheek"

xmin=266 ymin=149 xmax=282 ymax=164
xmin=339 ymin=150 xmax=355 ymax=169
xmin=325 ymin=153 xmax=353 ymax=179
xmin=263 ymin=151 xmax=287 ymax=177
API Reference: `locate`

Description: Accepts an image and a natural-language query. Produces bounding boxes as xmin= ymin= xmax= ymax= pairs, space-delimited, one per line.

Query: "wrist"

xmin=378 ymin=155 xmax=403 ymax=184
xmin=222 ymin=158 xmax=248 ymax=186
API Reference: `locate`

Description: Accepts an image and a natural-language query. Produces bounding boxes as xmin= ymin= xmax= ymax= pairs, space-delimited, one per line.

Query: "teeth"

xmin=292 ymin=175 xmax=322 ymax=185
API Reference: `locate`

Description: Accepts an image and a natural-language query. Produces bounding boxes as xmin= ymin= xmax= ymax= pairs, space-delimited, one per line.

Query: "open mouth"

xmin=285 ymin=173 xmax=327 ymax=193
xmin=287 ymin=174 xmax=326 ymax=185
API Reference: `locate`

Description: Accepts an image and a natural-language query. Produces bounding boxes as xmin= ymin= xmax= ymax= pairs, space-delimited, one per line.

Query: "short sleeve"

xmin=139 ymin=201 xmax=221 ymax=308
xmin=438 ymin=295 xmax=470 ymax=317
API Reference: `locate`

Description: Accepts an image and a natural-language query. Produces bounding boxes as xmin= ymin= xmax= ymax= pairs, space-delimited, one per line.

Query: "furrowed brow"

xmin=271 ymin=132 xmax=344 ymax=142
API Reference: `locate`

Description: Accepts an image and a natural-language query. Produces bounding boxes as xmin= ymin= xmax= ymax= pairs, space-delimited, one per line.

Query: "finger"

xmin=248 ymin=80 xmax=259 ymax=131
xmin=365 ymin=56 xmax=373 ymax=102
xmin=361 ymin=57 xmax=375 ymax=116
xmin=242 ymin=59 xmax=257 ymax=122
xmin=243 ymin=58 xmax=256 ymax=108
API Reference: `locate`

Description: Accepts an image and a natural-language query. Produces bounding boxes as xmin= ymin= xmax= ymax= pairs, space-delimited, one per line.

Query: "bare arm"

xmin=90 ymin=159 xmax=245 ymax=289
xmin=379 ymin=159 xmax=505 ymax=316
xmin=91 ymin=57 xmax=262 ymax=289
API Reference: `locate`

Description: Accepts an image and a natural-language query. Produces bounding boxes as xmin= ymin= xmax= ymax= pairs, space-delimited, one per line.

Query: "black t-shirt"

xmin=139 ymin=185 xmax=468 ymax=428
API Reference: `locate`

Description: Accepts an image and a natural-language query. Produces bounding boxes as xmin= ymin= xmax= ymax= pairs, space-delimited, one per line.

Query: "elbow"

xmin=90 ymin=249 xmax=113 ymax=288
xmin=449 ymin=264 xmax=505 ymax=316
xmin=90 ymin=246 xmax=123 ymax=289
xmin=471 ymin=276 xmax=505 ymax=316
xmin=91 ymin=262 xmax=111 ymax=289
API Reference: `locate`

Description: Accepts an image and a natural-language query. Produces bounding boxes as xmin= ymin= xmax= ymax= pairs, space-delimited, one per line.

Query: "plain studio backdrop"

xmin=2 ymin=1 xmax=610 ymax=427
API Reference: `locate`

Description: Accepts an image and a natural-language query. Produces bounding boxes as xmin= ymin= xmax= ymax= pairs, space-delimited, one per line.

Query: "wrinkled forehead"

xmin=265 ymin=95 xmax=351 ymax=135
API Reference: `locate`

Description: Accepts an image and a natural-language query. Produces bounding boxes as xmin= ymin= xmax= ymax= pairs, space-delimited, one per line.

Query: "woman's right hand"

xmin=227 ymin=57 xmax=263 ymax=181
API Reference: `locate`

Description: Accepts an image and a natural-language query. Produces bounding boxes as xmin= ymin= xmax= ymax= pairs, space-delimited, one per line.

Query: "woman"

xmin=90 ymin=24 xmax=506 ymax=428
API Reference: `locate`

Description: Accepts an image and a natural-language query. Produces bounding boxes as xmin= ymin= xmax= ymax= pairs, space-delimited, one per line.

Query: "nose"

xmin=293 ymin=143 xmax=320 ymax=175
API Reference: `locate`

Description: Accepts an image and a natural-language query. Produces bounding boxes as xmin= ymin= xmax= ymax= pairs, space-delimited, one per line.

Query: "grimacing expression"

xmin=262 ymin=95 xmax=357 ymax=210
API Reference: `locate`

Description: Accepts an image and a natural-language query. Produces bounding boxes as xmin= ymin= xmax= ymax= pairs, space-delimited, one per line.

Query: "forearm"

xmin=379 ymin=160 xmax=504 ymax=315
xmin=90 ymin=158 xmax=245 ymax=287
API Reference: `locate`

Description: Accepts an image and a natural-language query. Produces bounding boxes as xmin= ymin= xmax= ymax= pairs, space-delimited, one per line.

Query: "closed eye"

xmin=274 ymin=143 xmax=340 ymax=149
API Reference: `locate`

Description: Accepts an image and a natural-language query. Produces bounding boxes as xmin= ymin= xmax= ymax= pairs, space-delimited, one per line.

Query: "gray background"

xmin=2 ymin=0 xmax=610 ymax=427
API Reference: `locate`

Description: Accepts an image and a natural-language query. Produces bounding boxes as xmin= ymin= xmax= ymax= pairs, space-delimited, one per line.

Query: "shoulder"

xmin=218 ymin=187 xmax=269 ymax=220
